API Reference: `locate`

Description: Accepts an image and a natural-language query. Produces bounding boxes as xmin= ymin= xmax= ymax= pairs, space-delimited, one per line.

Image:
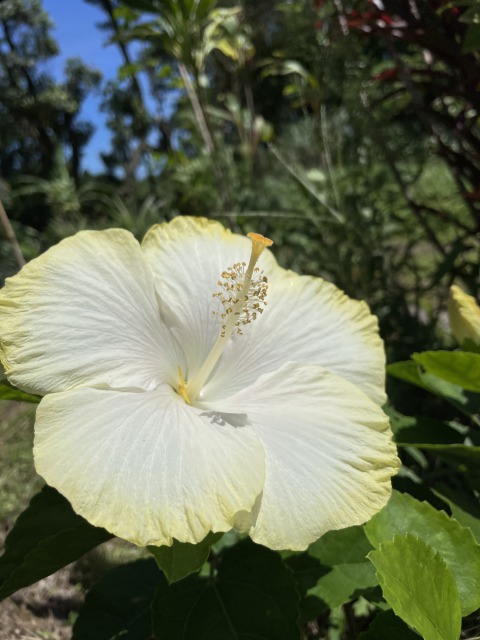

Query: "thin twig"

xmin=0 ymin=198 xmax=25 ymax=269
xmin=178 ymin=61 xmax=215 ymax=153
xmin=268 ymin=143 xmax=345 ymax=224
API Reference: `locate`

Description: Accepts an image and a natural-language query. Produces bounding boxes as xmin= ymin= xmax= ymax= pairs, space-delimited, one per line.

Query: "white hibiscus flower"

xmin=0 ymin=216 xmax=399 ymax=551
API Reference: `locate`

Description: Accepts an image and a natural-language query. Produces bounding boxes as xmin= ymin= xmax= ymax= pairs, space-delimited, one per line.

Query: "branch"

xmin=0 ymin=199 xmax=25 ymax=269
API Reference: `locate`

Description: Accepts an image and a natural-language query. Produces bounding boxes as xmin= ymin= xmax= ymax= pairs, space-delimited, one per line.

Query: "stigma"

xmin=177 ymin=231 xmax=273 ymax=403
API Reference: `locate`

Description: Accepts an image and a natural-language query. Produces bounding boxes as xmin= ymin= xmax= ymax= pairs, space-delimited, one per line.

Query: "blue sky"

xmin=42 ymin=0 xmax=124 ymax=173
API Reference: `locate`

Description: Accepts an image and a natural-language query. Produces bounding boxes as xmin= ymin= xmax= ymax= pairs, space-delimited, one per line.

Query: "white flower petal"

xmin=34 ymin=385 xmax=265 ymax=546
xmin=205 ymin=362 xmax=399 ymax=551
xmin=0 ymin=230 xmax=183 ymax=395
xmin=141 ymin=216 xmax=278 ymax=378
xmin=203 ymin=271 xmax=386 ymax=405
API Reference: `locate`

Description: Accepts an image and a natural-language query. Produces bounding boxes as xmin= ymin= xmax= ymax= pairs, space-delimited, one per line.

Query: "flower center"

xmin=178 ymin=232 xmax=273 ymax=404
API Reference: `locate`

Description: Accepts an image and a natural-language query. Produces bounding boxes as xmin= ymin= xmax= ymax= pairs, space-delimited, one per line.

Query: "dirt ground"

xmin=0 ymin=566 xmax=80 ymax=640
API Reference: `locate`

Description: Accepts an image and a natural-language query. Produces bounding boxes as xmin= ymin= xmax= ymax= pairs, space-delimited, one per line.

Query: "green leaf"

xmin=436 ymin=492 xmax=480 ymax=544
xmin=283 ymin=553 xmax=328 ymax=621
xmin=73 ymin=559 xmax=161 ymax=640
xmin=308 ymin=525 xmax=373 ymax=565
xmin=305 ymin=526 xmax=377 ymax=608
xmin=307 ymin=561 xmax=378 ymax=609
xmin=148 ymin=531 xmax=222 ymax=583
xmin=413 ymin=351 xmax=480 ymax=393
xmin=413 ymin=443 xmax=480 ymax=462
xmin=387 ymin=361 xmax=430 ymax=390
xmin=420 ymin=370 xmax=480 ymax=416
xmin=365 ymin=490 xmax=480 ymax=615
xmin=369 ymin=535 xmax=461 ymax=640
xmin=0 ymin=380 xmax=40 ymax=403
xmin=387 ymin=406 xmax=480 ymax=462
xmin=359 ymin=610 xmax=420 ymax=640
xmin=387 ymin=361 xmax=480 ymax=417
xmin=387 ymin=407 xmax=462 ymax=446
xmin=152 ymin=540 xmax=300 ymax=640
xmin=0 ymin=486 xmax=112 ymax=601
xmin=461 ymin=338 xmax=480 ymax=354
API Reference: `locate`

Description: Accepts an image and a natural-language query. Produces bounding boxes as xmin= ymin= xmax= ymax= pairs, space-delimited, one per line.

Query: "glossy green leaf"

xmin=73 ymin=559 xmax=161 ymax=640
xmin=152 ymin=540 xmax=300 ymax=640
xmin=148 ymin=531 xmax=222 ymax=583
xmin=359 ymin=610 xmax=420 ymax=640
xmin=413 ymin=350 xmax=480 ymax=392
xmin=365 ymin=490 xmax=480 ymax=615
xmin=369 ymin=535 xmax=461 ymax=640
xmin=0 ymin=486 xmax=112 ymax=601
xmin=0 ymin=380 xmax=40 ymax=403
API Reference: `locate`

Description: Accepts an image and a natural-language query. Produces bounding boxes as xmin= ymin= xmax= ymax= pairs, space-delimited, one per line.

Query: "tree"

xmin=0 ymin=0 xmax=101 ymax=190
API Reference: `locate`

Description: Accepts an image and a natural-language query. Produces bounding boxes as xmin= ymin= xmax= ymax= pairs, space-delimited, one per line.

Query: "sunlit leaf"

xmin=412 ymin=350 xmax=480 ymax=393
xmin=369 ymin=535 xmax=461 ymax=640
xmin=365 ymin=490 xmax=480 ymax=615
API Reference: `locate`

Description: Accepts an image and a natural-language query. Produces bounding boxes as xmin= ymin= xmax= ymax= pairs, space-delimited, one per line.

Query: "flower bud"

xmin=448 ymin=285 xmax=480 ymax=348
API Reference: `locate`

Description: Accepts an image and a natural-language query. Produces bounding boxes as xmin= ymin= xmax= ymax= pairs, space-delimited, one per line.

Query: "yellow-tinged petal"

xmin=448 ymin=285 xmax=480 ymax=347
xmin=203 ymin=270 xmax=386 ymax=406
xmin=0 ymin=229 xmax=183 ymax=395
xmin=204 ymin=362 xmax=399 ymax=551
xmin=34 ymin=385 xmax=265 ymax=546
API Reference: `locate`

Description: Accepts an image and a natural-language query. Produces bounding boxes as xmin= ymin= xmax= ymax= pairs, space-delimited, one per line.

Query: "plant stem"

xmin=178 ymin=61 xmax=215 ymax=153
xmin=0 ymin=198 xmax=25 ymax=269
